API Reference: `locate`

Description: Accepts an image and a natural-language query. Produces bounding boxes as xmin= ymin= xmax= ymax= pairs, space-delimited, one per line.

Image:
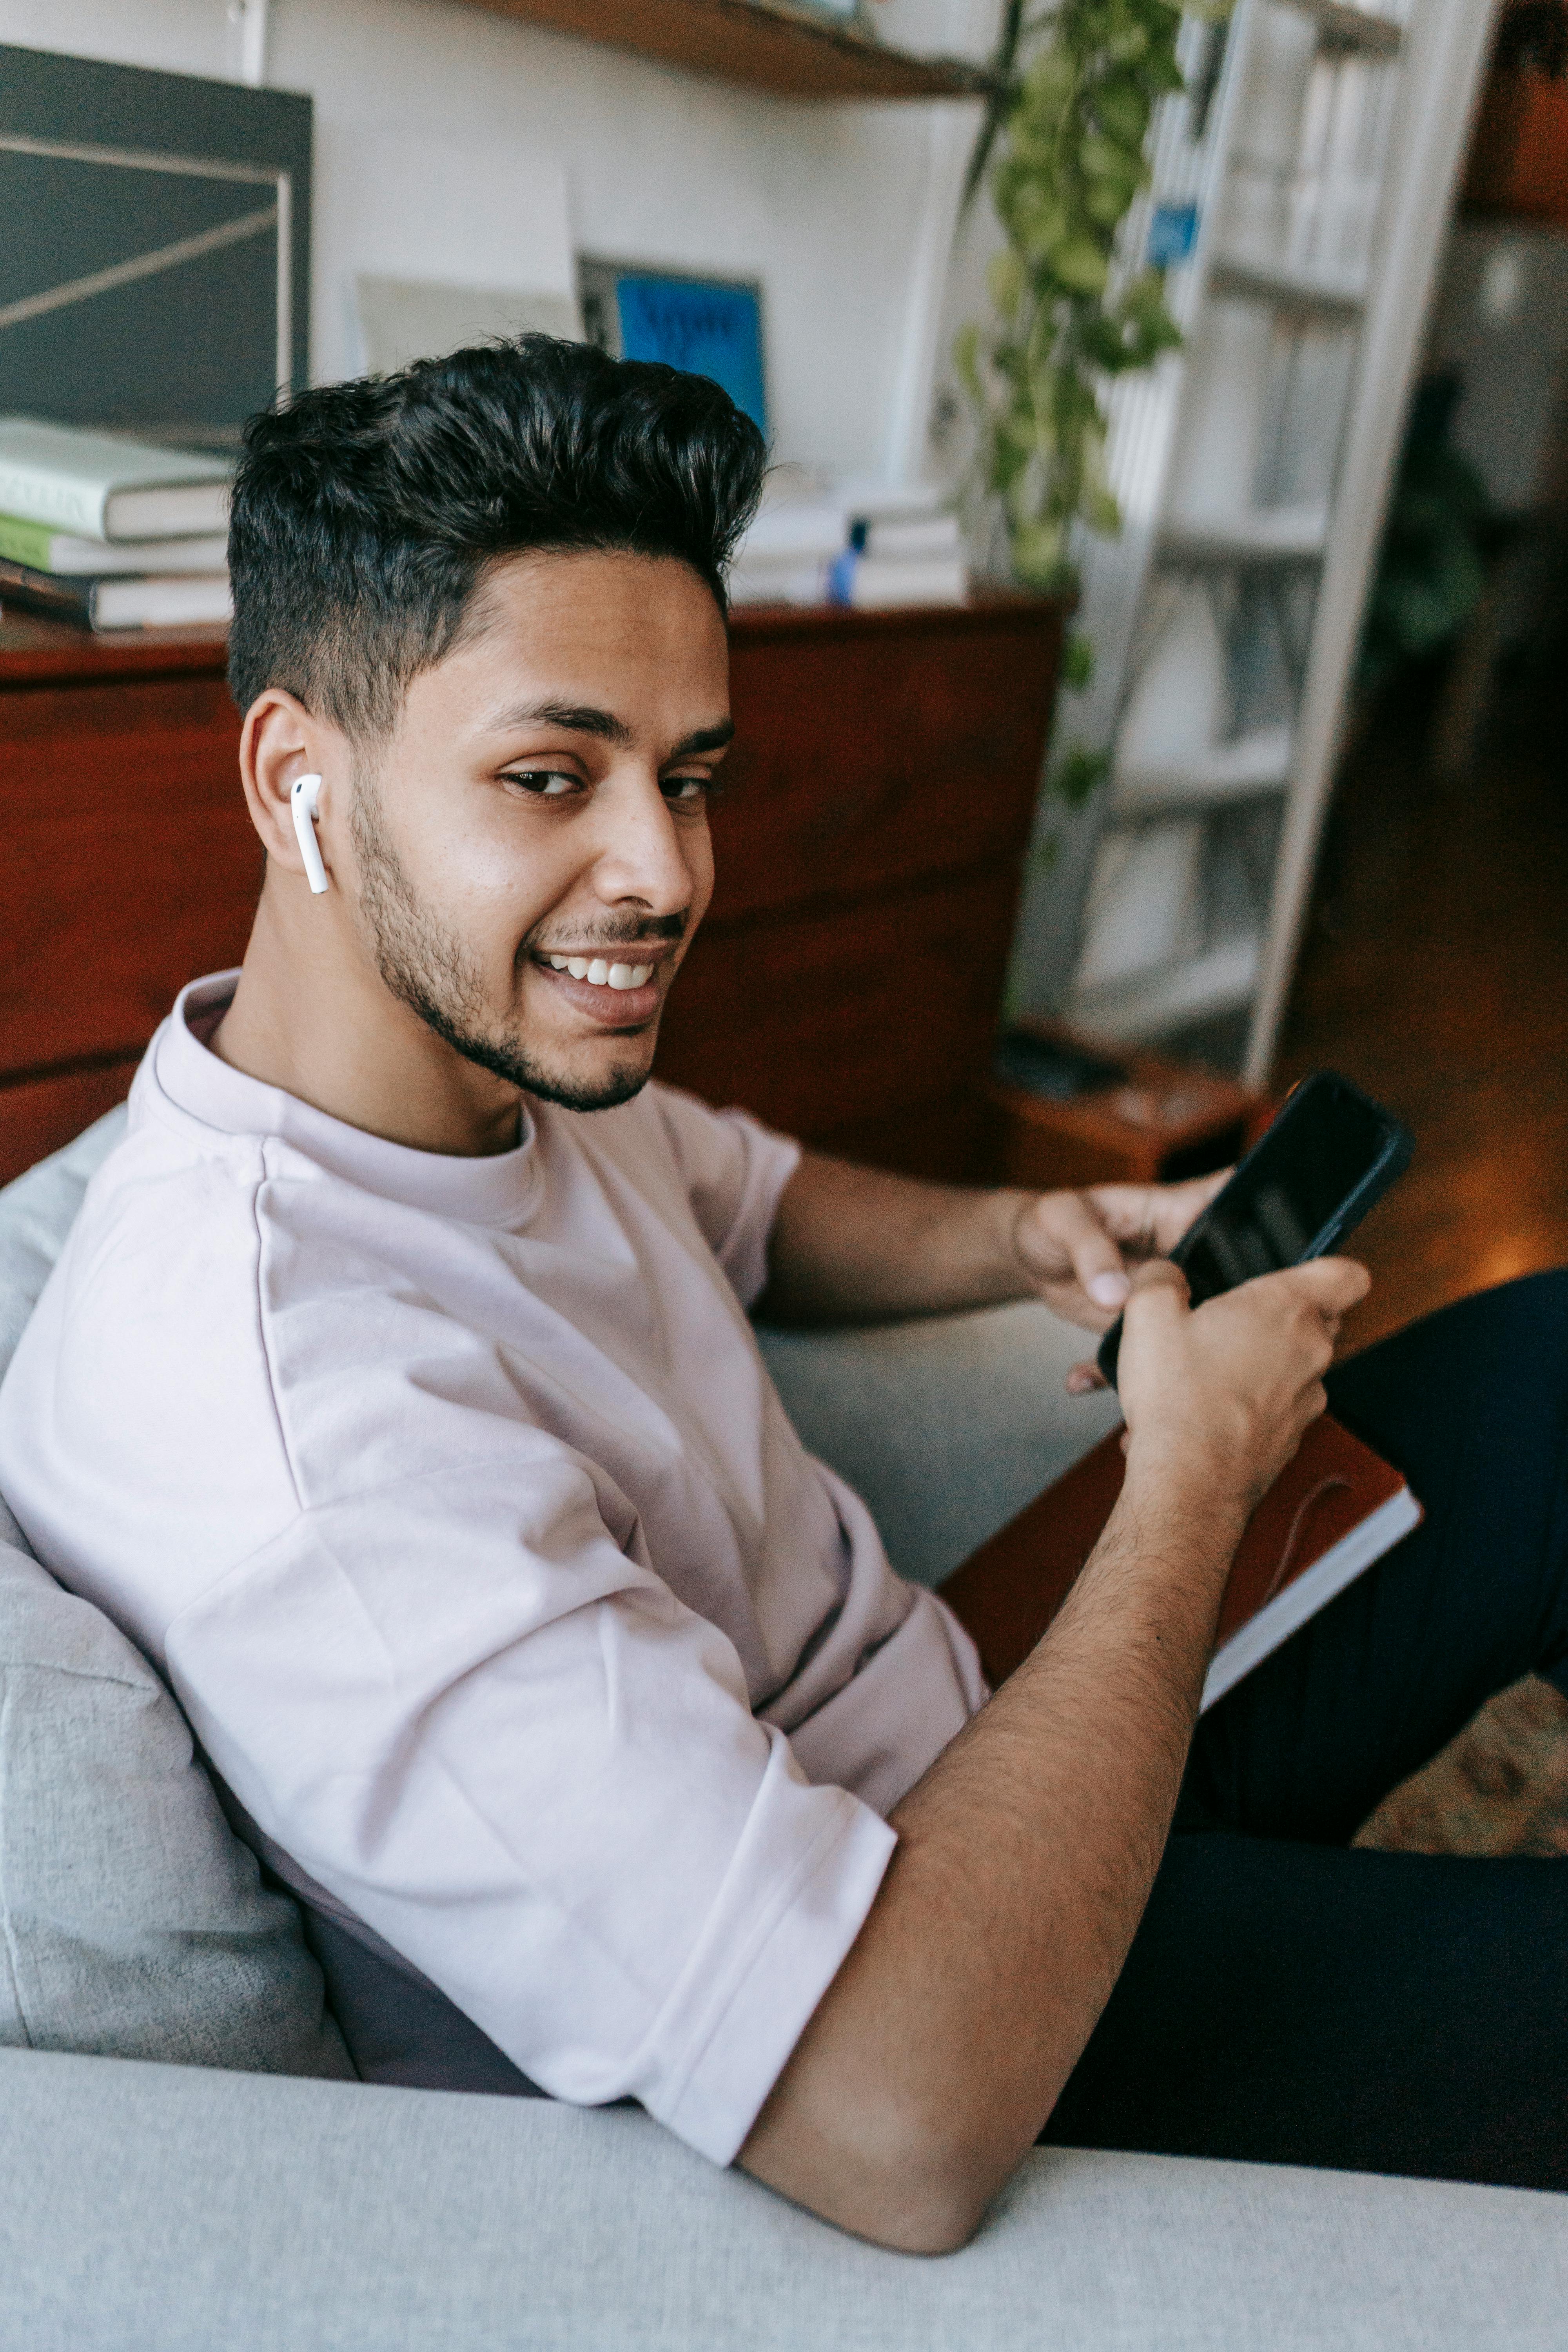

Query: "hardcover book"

xmin=0 ymin=420 xmax=230 ymax=543
xmin=0 ymin=557 xmax=231 ymax=631
xmin=939 ymin=1414 xmax=1421 ymax=1709
xmin=0 ymin=514 xmax=228 ymax=577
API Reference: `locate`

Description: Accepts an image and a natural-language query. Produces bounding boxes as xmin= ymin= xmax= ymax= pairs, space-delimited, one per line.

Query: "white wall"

xmin=0 ymin=0 xmax=999 ymax=478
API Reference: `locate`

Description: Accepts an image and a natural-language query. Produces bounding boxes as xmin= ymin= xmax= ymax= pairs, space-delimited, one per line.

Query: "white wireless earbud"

xmin=290 ymin=773 xmax=329 ymax=895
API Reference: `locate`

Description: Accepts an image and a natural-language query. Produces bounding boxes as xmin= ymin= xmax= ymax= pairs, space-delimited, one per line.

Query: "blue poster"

xmin=614 ymin=274 xmax=768 ymax=433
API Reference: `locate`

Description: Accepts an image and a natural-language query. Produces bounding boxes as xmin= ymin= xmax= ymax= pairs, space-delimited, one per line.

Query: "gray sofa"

xmin=1 ymin=1114 xmax=1563 ymax=2351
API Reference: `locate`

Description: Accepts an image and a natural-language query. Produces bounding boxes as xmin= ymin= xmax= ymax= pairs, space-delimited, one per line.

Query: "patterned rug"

xmin=1356 ymin=1676 xmax=1568 ymax=1857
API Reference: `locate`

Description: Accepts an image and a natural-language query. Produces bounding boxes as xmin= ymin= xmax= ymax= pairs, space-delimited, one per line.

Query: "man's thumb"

xmin=1123 ymin=1258 xmax=1191 ymax=1323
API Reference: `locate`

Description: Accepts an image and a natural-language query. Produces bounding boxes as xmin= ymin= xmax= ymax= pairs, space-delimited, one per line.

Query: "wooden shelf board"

xmin=0 ymin=588 xmax=1061 ymax=688
xmin=457 ymin=0 xmax=995 ymax=99
xmin=0 ymin=612 xmax=230 ymax=688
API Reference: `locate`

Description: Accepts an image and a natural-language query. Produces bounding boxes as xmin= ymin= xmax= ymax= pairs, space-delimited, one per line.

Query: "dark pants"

xmin=1043 ymin=1272 xmax=1568 ymax=2192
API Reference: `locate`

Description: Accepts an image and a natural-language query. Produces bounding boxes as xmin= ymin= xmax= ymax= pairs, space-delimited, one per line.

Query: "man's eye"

xmin=503 ymin=770 xmax=578 ymax=798
xmin=664 ymin=775 xmax=716 ymax=804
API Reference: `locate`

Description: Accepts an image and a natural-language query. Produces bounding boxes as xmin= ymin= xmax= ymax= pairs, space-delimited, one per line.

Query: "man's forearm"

xmin=738 ymin=1459 xmax=1247 ymax=2251
xmin=759 ymin=1151 xmax=1031 ymax=1326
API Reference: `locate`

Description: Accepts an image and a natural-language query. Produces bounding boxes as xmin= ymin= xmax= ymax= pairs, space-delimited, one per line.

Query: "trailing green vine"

xmin=955 ymin=0 xmax=1217 ymax=608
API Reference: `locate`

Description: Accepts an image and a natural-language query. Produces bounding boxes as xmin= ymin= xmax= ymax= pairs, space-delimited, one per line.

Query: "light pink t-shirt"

xmin=0 ymin=973 xmax=983 ymax=2163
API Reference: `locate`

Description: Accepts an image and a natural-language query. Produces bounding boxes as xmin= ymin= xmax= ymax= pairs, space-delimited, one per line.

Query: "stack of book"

xmin=833 ymin=505 xmax=969 ymax=610
xmin=727 ymin=492 xmax=849 ymax=607
xmin=728 ymin=476 xmax=969 ymax=610
xmin=0 ymin=419 xmax=232 ymax=632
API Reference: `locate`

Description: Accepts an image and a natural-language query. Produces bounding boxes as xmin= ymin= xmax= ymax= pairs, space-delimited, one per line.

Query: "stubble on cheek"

xmin=348 ymin=764 xmax=495 ymax=1029
xmin=345 ymin=765 xmax=655 ymax=1112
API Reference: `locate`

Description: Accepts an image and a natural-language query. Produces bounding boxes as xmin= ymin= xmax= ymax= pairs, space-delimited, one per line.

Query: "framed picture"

xmin=0 ymin=43 xmax=311 ymax=446
xmin=577 ymin=257 xmax=767 ymax=435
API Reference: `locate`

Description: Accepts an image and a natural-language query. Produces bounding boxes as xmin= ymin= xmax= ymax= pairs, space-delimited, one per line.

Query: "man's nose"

xmin=590 ymin=775 xmax=699 ymax=914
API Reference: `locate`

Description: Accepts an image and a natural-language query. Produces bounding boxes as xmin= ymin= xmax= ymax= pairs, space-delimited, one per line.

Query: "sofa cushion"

xmin=0 ymin=1111 xmax=353 ymax=2078
xmin=0 ymin=1107 xmax=126 ymax=1550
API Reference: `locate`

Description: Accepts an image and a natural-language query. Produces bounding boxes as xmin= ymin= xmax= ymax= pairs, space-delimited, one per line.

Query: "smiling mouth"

xmin=530 ymin=946 xmax=669 ymax=1029
xmin=539 ymin=952 xmax=655 ymax=993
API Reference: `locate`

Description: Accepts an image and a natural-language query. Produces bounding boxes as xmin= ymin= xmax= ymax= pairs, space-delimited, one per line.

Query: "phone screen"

xmin=1096 ymin=1072 xmax=1412 ymax=1387
xmin=1175 ymin=1077 xmax=1395 ymax=1307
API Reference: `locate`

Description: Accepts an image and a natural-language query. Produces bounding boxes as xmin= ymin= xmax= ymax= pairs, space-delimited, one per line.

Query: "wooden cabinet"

xmin=0 ymin=595 xmax=1063 ymax=1185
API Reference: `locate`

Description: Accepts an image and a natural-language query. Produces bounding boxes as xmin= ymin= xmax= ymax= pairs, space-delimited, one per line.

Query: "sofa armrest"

xmin=756 ymin=1300 xmax=1121 ymax=1588
xmin=1 ymin=2048 xmax=1561 ymax=2351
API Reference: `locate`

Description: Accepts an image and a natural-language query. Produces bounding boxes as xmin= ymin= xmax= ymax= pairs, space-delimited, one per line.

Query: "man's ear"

xmin=240 ymin=690 xmax=344 ymax=891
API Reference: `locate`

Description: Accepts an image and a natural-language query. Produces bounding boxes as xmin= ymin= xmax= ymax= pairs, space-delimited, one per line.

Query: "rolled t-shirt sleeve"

xmin=647 ymin=1082 xmax=802 ymax=1311
xmin=161 ymin=1435 xmax=894 ymax=2167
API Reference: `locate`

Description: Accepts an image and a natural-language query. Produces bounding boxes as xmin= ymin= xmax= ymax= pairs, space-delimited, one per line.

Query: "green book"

xmin=0 ymin=512 xmax=228 ymax=577
xmin=0 ymin=417 xmax=230 ymax=542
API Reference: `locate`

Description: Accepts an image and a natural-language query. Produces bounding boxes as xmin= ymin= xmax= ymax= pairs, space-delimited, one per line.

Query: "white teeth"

xmin=548 ymin=953 xmax=655 ymax=989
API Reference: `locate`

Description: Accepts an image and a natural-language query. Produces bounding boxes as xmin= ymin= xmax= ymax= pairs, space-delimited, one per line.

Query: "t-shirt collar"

xmin=150 ymin=971 xmax=542 ymax=1226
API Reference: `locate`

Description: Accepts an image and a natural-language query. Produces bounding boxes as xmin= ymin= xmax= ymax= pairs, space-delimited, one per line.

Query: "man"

xmin=2 ymin=340 xmax=1564 ymax=2252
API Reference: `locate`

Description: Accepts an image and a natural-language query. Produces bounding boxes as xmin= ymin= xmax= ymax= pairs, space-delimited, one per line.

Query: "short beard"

xmin=347 ymin=769 xmax=656 ymax=1115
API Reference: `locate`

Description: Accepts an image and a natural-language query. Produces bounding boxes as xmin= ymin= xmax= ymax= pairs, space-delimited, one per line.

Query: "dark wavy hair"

xmin=227 ymin=335 xmax=767 ymax=737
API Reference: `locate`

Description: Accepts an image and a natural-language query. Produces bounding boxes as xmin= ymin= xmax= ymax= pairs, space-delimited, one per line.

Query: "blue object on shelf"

xmin=826 ymin=519 xmax=868 ymax=607
xmin=1147 ymin=203 xmax=1200 ymax=270
xmin=614 ymin=274 xmax=767 ymax=433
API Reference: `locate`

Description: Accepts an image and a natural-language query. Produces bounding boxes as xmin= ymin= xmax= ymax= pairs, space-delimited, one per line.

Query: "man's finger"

xmin=1121 ymin=1257 xmax=1192 ymax=1328
xmin=1148 ymin=1165 xmax=1229 ymax=1251
xmin=1065 ymin=1361 xmax=1107 ymax=1395
xmin=1283 ymin=1256 xmax=1371 ymax=1315
xmin=1025 ymin=1192 xmax=1129 ymax=1310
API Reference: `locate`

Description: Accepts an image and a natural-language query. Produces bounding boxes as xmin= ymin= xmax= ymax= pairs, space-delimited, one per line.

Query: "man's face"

xmin=347 ymin=550 xmax=730 ymax=1114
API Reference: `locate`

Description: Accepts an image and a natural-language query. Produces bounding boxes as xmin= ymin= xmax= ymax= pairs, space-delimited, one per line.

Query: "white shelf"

xmin=1160 ymin=507 xmax=1329 ymax=565
xmin=1282 ymin=0 xmax=1403 ymax=60
xmin=1207 ymin=254 xmax=1368 ymax=321
xmin=1111 ymin=724 xmax=1293 ymax=815
xmin=1069 ymin=937 xmax=1262 ymax=1044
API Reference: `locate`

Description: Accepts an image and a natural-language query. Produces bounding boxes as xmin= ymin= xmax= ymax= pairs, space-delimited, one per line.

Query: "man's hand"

xmin=760 ymin=1155 xmax=1229 ymax=1332
xmin=1117 ymin=1254 xmax=1371 ymax=1514
xmin=1009 ymin=1172 xmax=1227 ymax=1334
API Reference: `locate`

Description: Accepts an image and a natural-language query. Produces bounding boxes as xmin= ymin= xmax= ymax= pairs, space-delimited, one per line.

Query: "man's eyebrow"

xmin=483 ymin=699 xmax=635 ymax=746
xmin=668 ymin=719 xmax=735 ymax=758
xmin=479 ymin=703 xmax=733 ymax=760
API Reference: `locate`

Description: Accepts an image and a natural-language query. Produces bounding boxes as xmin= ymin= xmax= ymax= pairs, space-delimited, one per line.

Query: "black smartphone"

xmin=1095 ymin=1070 xmax=1413 ymax=1388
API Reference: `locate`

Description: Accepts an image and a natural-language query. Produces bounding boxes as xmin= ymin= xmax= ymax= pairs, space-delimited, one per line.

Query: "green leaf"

xmin=1011 ymin=518 xmax=1068 ymax=582
xmin=1053 ymin=743 xmax=1112 ymax=806
xmin=1084 ymin=483 xmax=1123 ymax=535
xmin=1023 ymin=45 xmax=1078 ymax=106
xmin=1092 ymin=76 xmax=1151 ymax=147
xmin=1080 ymin=128 xmax=1147 ymax=182
xmin=1061 ymin=628 xmax=1096 ymax=690
xmin=1050 ymin=235 xmax=1111 ymax=294
xmin=987 ymin=249 xmax=1025 ymax=322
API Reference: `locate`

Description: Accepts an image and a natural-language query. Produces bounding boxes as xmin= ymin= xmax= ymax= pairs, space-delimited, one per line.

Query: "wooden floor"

xmin=1270 ymin=674 xmax=1568 ymax=1856
xmin=1275 ymin=679 xmax=1568 ymax=1350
